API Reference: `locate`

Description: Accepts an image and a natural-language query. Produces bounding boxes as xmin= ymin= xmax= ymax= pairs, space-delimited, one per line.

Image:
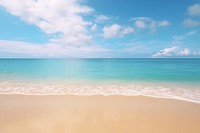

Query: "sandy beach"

xmin=0 ymin=95 xmax=200 ymax=133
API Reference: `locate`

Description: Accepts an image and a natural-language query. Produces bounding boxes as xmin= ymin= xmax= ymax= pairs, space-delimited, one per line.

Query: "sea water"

xmin=0 ymin=58 xmax=200 ymax=103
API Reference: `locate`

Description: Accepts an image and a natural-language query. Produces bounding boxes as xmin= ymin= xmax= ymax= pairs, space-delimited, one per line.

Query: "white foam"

xmin=0 ymin=81 xmax=199 ymax=103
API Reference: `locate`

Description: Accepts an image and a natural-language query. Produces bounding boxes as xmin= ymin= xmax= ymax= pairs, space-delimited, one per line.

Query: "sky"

xmin=0 ymin=0 xmax=200 ymax=58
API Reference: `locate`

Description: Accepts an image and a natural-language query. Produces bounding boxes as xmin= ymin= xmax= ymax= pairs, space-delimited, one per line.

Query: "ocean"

xmin=0 ymin=58 xmax=200 ymax=103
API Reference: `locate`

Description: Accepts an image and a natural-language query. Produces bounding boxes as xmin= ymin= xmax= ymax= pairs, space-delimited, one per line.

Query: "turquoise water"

xmin=0 ymin=58 xmax=200 ymax=83
xmin=0 ymin=58 xmax=200 ymax=102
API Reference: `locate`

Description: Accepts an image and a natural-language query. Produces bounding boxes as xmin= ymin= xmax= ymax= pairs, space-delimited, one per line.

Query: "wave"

xmin=0 ymin=81 xmax=200 ymax=103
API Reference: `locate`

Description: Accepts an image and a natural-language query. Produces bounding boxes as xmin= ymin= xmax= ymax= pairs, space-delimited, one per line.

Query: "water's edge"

xmin=0 ymin=81 xmax=199 ymax=104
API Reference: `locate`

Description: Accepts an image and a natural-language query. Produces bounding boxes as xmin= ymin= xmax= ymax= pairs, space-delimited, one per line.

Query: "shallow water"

xmin=0 ymin=58 xmax=200 ymax=103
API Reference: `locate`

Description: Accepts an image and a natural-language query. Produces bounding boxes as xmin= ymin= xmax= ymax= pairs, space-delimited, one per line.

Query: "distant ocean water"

xmin=0 ymin=58 xmax=200 ymax=103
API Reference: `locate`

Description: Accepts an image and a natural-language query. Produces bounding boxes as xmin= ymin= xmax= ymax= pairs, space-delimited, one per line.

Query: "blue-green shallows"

xmin=0 ymin=58 xmax=199 ymax=84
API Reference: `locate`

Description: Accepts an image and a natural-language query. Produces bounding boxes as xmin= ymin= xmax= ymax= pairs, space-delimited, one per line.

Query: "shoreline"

xmin=0 ymin=93 xmax=200 ymax=104
xmin=0 ymin=80 xmax=200 ymax=104
xmin=0 ymin=94 xmax=200 ymax=133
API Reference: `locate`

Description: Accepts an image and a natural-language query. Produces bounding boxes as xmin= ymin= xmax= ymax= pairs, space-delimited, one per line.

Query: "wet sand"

xmin=0 ymin=95 xmax=200 ymax=133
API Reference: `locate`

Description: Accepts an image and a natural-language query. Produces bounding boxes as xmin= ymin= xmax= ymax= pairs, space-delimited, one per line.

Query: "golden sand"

xmin=0 ymin=95 xmax=200 ymax=133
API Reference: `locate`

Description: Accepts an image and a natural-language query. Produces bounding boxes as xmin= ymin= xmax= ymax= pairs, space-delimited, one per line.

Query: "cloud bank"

xmin=0 ymin=1 xmax=199 ymax=58
xmin=0 ymin=0 xmax=93 ymax=46
xmin=153 ymin=47 xmax=200 ymax=57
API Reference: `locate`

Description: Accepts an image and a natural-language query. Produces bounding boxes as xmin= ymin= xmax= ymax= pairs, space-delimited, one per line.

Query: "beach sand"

xmin=0 ymin=95 xmax=200 ymax=133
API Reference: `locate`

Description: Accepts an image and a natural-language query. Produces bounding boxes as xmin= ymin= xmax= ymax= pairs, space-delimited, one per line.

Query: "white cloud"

xmin=135 ymin=20 xmax=146 ymax=29
xmin=187 ymin=4 xmax=200 ymax=16
xmin=131 ymin=17 xmax=170 ymax=33
xmin=0 ymin=0 xmax=94 ymax=46
xmin=0 ymin=40 xmax=109 ymax=57
xmin=158 ymin=20 xmax=171 ymax=27
xmin=153 ymin=46 xmax=200 ymax=57
xmin=183 ymin=18 xmax=200 ymax=27
xmin=122 ymin=27 xmax=134 ymax=34
xmin=180 ymin=48 xmax=190 ymax=56
xmin=91 ymin=24 xmax=97 ymax=32
xmin=103 ymin=24 xmax=134 ymax=39
xmin=153 ymin=46 xmax=177 ymax=57
xmin=193 ymin=51 xmax=200 ymax=55
xmin=95 ymin=15 xmax=110 ymax=22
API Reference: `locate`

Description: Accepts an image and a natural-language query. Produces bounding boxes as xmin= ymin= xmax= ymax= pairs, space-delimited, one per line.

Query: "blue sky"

xmin=0 ymin=0 xmax=200 ymax=58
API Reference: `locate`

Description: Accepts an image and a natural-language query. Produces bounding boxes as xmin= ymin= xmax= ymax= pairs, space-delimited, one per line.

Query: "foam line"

xmin=0 ymin=81 xmax=199 ymax=104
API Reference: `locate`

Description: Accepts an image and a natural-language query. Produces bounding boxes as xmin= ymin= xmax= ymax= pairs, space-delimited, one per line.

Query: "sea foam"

xmin=0 ymin=81 xmax=199 ymax=103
